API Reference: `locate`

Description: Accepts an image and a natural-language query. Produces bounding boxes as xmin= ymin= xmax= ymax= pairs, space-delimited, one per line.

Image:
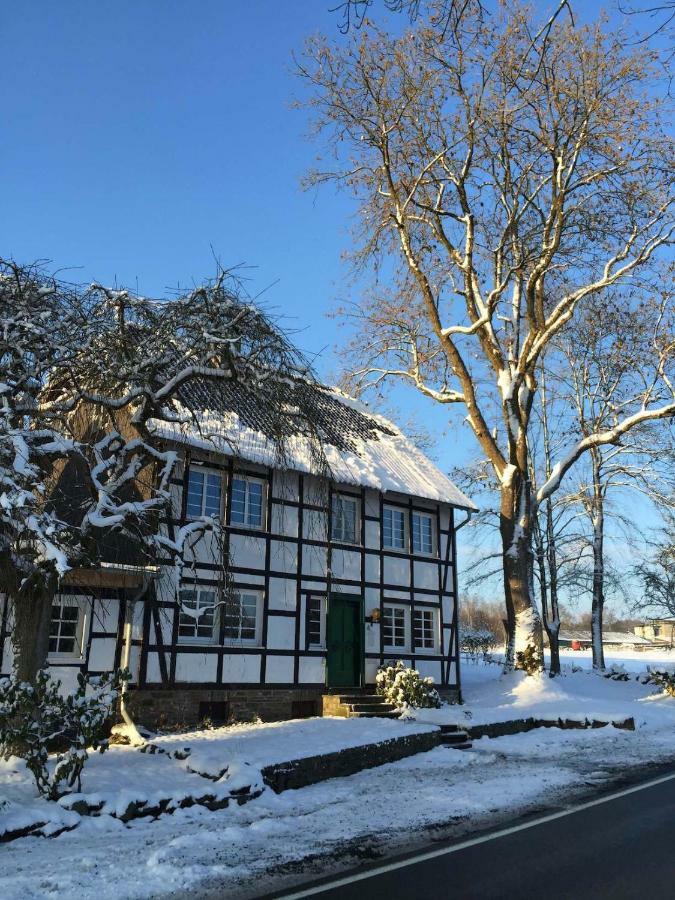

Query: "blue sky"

xmin=1 ymin=1 xmax=664 ymax=613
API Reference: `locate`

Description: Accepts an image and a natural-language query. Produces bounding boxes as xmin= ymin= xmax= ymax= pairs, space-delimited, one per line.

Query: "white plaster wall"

xmin=302 ymin=509 xmax=326 ymax=542
xmin=364 ymin=520 xmax=379 ymax=549
xmin=442 ymin=596 xmax=454 ymax=623
xmin=267 ymin=577 xmax=297 ymax=611
xmin=365 ymin=622 xmax=379 ymax=652
xmin=265 ymin=654 xmax=294 ymax=683
xmin=88 ymin=637 xmax=116 ymax=671
xmin=331 ymin=548 xmax=361 ymax=582
xmin=364 ymin=552 xmax=380 ymax=584
xmin=439 ymin=533 xmax=452 ymax=562
xmin=414 ymin=561 xmax=439 ymax=591
xmin=364 ymin=489 xmax=379 ymax=518
xmin=221 ymin=653 xmax=261 ymax=683
xmin=270 ymin=504 xmax=298 ymax=538
xmin=266 ymin=614 xmax=295 ymax=650
xmin=383 ymin=555 xmax=409 ymax=587
xmin=145 ymin=652 xmax=163 ymax=684
xmin=365 ymin=658 xmax=379 ymax=683
xmin=302 ymin=545 xmax=328 ymax=578
xmin=270 ymin=540 xmax=298 ymax=574
xmin=175 ymin=652 xmax=218 ymax=683
xmin=92 ymin=598 xmax=119 ymax=633
xmin=415 ymin=659 xmax=442 ymax=682
xmin=298 ymin=655 xmax=325 ymax=684
xmin=229 ymin=534 xmax=266 ymax=570
xmin=272 ymin=470 xmax=299 ymax=502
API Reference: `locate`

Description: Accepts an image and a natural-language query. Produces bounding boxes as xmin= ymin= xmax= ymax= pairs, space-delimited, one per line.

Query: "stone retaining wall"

xmin=261 ymin=729 xmax=442 ymax=792
xmin=467 ymin=716 xmax=635 ymax=740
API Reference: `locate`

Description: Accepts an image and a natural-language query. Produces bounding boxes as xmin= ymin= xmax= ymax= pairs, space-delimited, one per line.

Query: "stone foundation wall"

xmin=123 ymin=686 xmax=326 ymax=730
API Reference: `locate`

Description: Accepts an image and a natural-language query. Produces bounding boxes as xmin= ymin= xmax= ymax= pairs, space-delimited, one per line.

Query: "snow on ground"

xmin=2 ymin=666 xmax=675 ymax=899
xmin=153 ymin=715 xmax=438 ymax=777
xmin=557 ymin=646 xmax=675 ymax=673
xmin=416 ymin=650 xmax=675 ymax=728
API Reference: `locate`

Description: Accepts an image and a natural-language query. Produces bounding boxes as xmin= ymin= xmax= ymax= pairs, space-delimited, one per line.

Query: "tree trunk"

xmin=10 ymin=577 xmax=55 ymax=683
xmin=545 ymin=496 xmax=561 ymax=675
xmin=501 ymin=473 xmax=544 ymax=671
xmin=590 ymin=467 xmax=606 ymax=671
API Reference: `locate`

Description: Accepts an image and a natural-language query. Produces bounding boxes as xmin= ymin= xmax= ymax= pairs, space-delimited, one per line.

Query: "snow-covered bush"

xmin=0 ymin=668 xmax=127 ymax=800
xmin=601 ymin=663 xmax=630 ymax=681
xmin=646 ymin=667 xmax=675 ymax=696
xmin=460 ymin=626 xmax=499 ymax=660
xmin=376 ymin=661 xmax=441 ymax=709
xmin=515 ymin=644 xmax=542 ymax=675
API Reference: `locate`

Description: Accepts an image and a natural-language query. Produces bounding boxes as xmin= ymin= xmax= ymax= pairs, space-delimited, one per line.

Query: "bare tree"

xmin=330 ymin=0 xmax=484 ymax=34
xmin=299 ymin=1 xmax=675 ymax=670
xmin=634 ymin=512 xmax=675 ymax=615
xmin=0 ymin=261 xmax=321 ymax=682
xmin=549 ymin=292 xmax=675 ymax=669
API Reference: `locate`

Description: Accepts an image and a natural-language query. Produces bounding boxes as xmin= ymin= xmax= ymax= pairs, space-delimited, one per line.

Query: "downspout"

xmin=118 ymin=572 xmax=155 ymax=743
xmin=452 ymin=509 xmax=473 ymax=703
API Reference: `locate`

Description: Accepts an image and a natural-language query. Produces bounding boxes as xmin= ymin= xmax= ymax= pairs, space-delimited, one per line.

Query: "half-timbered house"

xmin=0 ymin=379 xmax=476 ymax=726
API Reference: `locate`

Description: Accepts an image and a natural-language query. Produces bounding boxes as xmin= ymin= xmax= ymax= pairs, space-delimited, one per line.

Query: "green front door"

xmin=326 ymin=595 xmax=362 ymax=688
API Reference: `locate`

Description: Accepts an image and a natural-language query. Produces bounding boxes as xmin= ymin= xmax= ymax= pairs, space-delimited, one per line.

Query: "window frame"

xmin=229 ymin=475 xmax=266 ymax=530
xmin=382 ymin=505 xmax=407 ymax=552
xmin=48 ymin=596 xmax=88 ymax=661
xmin=184 ymin=465 xmax=224 ymax=521
xmin=177 ymin=588 xmax=219 ymax=645
xmin=382 ymin=602 xmax=410 ymax=651
xmin=222 ymin=589 xmax=263 ymax=646
xmin=331 ymin=493 xmax=360 ymax=545
xmin=307 ymin=595 xmax=326 ymax=649
xmin=411 ymin=510 xmax=436 ymax=556
xmin=413 ymin=607 xmax=439 ymax=653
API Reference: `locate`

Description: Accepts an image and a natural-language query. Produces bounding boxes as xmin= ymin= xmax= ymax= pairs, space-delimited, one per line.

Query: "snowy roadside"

xmin=2 ymin=665 xmax=675 ymax=900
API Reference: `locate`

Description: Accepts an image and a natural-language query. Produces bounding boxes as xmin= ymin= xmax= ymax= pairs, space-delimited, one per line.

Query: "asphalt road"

xmin=275 ymin=771 xmax=675 ymax=900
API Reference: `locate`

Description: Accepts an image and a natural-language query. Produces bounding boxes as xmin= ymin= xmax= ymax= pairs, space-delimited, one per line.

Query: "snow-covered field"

xmin=2 ymin=661 xmax=675 ymax=899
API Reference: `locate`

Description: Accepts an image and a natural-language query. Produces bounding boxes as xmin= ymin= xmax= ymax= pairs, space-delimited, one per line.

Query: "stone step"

xmin=441 ymin=730 xmax=470 ymax=743
xmin=348 ymin=703 xmax=398 ymax=714
xmin=336 ymin=694 xmax=385 ymax=705
xmin=439 ymin=723 xmax=461 ymax=734
xmin=350 ymin=710 xmax=401 ymax=719
xmin=448 ymin=741 xmax=473 ymax=750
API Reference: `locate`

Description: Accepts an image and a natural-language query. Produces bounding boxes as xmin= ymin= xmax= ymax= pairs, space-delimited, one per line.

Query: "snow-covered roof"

xmin=559 ymin=630 xmax=654 ymax=646
xmin=151 ymin=377 xmax=476 ymax=510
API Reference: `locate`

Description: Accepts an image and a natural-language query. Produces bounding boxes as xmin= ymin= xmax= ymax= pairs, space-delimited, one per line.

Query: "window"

xmin=178 ymin=589 xmax=218 ymax=642
xmin=383 ymin=506 xmax=406 ymax=550
xmin=223 ymin=590 xmax=261 ymax=643
xmin=185 ymin=467 xmax=222 ymax=519
xmin=413 ymin=608 xmax=438 ymax=651
xmin=49 ymin=598 xmax=85 ymax=657
xmin=331 ymin=494 xmax=358 ymax=544
xmin=230 ymin=477 xmax=264 ymax=528
xmin=382 ymin=604 xmax=408 ymax=650
xmin=412 ymin=512 xmax=434 ymax=555
xmin=308 ymin=596 xmax=326 ymax=648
